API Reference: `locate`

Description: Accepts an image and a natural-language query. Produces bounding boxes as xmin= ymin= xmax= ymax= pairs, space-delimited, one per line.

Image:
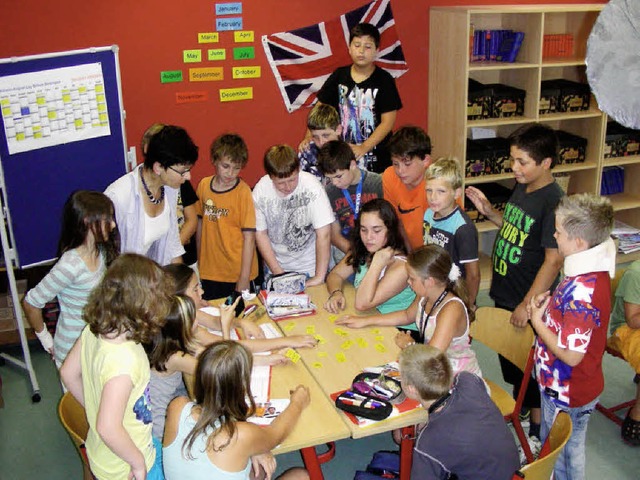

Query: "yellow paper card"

xmin=95 ymin=84 xmax=104 ymax=93
xmin=372 ymin=329 xmax=381 ymax=335
xmin=190 ymin=68 xmax=224 ymax=82
xmin=198 ymin=32 xmax=219 ymax=43
xmin=74 ymin=119 xmax=83 ymax=129
xmin=36 ymin=97 xmax=46 ymax=106
xmin=306 ymin=325 xmax=316 ymax=335
xmin=234 ymin=30 xmax=254 ymax=42
xmin=16 ymin=132 xmax=25 ymax=141
xmin=34 ymin=131 xmax=42 ymax=139
xmin=335 ymin=352 xmax=347 ymax=363
xmin=328 ymin=315 xmax=338 ymax=323
xmin=232 ymin=66 xmax=261 ymax=79
xmin=99 ymin=113 xmax=108 ymax=122
xmin=47 ymin=111 xmax=57 ymax=120
xmin=317 ymin=351 xmax=328 ymax=358
xmin=96 ymin=94 xmax=105 ymax=102
xmin=312 ymin=362 xmax=323 ymax=369
xmin=375 ymin=343 xmax=387 ymax=353
xmin=62 ymin=94 xmax=72 ymax=103
xmin=333 ymin=328 xmax=348 ymax=337
xmin=375 ymin=335 xmax=385 ymax=342
xmin=1 ymin=107 xmax=10 ymax=116
xmin=78 ymin=86 xmax=87 ymax=94
xmin=357 ymin=338 xmax=369 ymax=348
xmin=219 ymin=87 xmax=252 ymax=102
xmin=183 ymin=49 xmax=202 ymax=63
xmin=341 ymin=340 xmax=353 ymax=350
xmin=0 ymin=99 xmax=9 ymax=106
xmin=285 ymin=349 xmax=301 ymax=363
xmin=283 ymin=322 xmax=296 ymax=332
xmin=314 ymin=334 xmax=326 ymax=345
xmin=97 ymin=104 xmax=107 ymax=112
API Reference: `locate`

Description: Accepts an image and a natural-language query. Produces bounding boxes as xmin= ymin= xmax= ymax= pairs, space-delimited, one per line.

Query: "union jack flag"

xmin=261 ymin=0 xmax=408 ymax=113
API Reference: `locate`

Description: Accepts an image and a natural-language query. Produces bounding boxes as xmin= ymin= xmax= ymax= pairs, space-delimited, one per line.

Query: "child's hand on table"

xmin=289 ymin=384 xmax=311 ymax=409
xmin=324 ymin=290 xmax=346 ymax=313
xmin=334 ymin=314 xmax=370 ymax=328
xmin=288 ymin=335 xmax=318 ymax=349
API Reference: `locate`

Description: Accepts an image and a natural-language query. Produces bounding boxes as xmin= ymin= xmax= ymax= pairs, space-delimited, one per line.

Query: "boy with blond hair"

xmin=299 ymin=103 xmax=342 ymax=181
xmin=195 ymin=133 xmax=258 ymax=300
xmin=317 ymin=139 xmax=382 ymax=261
xmin=253 ymin=145 xmax=334 ymax=286
xmin=423 ymin=157 xmax=479 ymax=304
xmin=400 ymin=344 xmax=519 ymax=480
xmin=529 ymin=193 xmax=615 ymax=480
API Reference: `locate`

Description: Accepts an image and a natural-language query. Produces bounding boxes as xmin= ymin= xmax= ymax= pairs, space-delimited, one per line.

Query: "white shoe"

xmin=518 ymin=435 xmax=542 ymax=466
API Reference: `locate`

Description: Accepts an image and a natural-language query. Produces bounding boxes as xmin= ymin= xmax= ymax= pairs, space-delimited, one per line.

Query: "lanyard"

xmin=418 ymin=288 xmax=449 ymax=343
xmin=341 ymin=170 xmax=364 ymax=220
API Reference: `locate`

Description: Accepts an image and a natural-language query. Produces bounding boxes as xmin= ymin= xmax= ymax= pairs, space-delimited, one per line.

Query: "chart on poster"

xmin=0 ymin=62 xmax=110 ymax=155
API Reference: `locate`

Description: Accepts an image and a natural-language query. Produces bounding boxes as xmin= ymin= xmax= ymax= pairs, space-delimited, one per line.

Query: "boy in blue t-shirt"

xmin=423 ymin=157 xmax=479 ymax=305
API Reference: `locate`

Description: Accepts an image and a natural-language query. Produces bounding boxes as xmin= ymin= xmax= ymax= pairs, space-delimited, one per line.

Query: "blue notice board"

xmin=0 ymin=46 xmax=127 ymax=267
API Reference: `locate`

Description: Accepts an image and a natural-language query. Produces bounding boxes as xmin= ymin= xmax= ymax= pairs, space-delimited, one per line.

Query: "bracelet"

xmin=329 ymin=289 xmax=343 ymax=298
xmin=405 ymin=341 xmax=416 ymax=348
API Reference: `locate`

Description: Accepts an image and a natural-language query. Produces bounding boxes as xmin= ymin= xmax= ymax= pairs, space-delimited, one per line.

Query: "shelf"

xmin=538 ymin=107 xmax=603 ymax=122
xmin=476 ymin=221 xmax=499 ymax=233
xmin=469 ymin=61 xmax=539 ymax=72
xmin=553 ymin=162 xmax=598 ymax=173
xmin=607 ymin=193 xmax=640 ymax=212
xmin=541 ymin=57 xmax=586 ymax=67
xmin=603 ymin=155 xmax=640 ymax=167
xmin=467 ymin=116 xmax=536 ymax=128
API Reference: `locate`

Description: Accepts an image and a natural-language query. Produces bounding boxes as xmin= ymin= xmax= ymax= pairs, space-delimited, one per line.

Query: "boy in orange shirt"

xmin=382 ymin=126 xmax=431 ymax=252
xmin=196 ymin=133 xmax=258 ymax=300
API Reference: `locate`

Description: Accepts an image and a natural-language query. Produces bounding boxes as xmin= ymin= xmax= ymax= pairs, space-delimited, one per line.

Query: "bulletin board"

xmin=0 ymin=46 xmax=127 ymax=268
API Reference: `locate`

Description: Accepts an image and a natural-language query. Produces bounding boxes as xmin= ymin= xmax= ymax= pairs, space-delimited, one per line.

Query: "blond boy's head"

xmin=556 ymin=193 xmax=614 ymax=248
xmin=425 ymin=157 xmax=463 ymax=190
xmin=399 ymin=344 xmax=452 ymax=403
xmin=308 ymin=104 xmax=342 ymax=148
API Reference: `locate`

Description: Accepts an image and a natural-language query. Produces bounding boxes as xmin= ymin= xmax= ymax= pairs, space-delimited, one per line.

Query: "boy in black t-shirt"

xmin=314 ymin=23 xmax=402 ymax=173
xmin=465 ymin=123 xmax=564 ymax=450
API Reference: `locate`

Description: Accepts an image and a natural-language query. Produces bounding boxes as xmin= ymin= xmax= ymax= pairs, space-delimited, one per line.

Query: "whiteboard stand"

xmin=0 ymin=175 xmax=40 ymax=402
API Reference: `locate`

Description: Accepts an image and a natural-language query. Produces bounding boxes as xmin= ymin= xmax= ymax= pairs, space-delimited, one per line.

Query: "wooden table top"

xmin=273 ymin=284 xmax=427 ymax=439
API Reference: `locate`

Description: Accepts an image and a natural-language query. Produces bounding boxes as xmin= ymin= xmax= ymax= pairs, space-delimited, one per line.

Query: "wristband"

xmin=329 ymin=289 xmax=343 ymax=298
xmin=35 ymin=327 xmax=54 ymax=353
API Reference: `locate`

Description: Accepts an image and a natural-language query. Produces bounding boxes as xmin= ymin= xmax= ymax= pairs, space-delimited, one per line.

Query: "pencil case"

xmin=335 ymin=390 xmax=393 ymax=421
xmin=352 ymin=372 xmax=405 ymax=405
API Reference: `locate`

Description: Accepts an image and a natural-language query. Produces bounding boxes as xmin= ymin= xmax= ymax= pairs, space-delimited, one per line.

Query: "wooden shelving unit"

xmin=428 ymin=4 xmax=640 ymax=266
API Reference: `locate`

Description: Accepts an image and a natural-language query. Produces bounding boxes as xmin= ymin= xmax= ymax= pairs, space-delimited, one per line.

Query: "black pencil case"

xmin=335 ymin=390 xmax=393 ymax=421
xmin=352 ymin=372 xmax=405 ymax=404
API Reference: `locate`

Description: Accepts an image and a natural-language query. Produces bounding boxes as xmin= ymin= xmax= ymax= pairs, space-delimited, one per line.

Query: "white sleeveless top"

xmin=143 ymin=201 xmax=170 ymax=253
xmin=416 ymin=296 xmax=483 ymax=378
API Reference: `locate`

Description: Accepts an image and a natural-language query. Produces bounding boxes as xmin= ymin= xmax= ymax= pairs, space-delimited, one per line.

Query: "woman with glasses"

xmin=105 ymin=124 xmax=199 ymax=265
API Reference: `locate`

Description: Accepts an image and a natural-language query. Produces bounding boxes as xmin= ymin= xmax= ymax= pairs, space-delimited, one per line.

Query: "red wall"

xmin=0 ymin=0 xmax=605 ymax=187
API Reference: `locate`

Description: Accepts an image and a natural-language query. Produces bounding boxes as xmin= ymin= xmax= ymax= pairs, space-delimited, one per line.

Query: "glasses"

xmin=167 ymin=165 xmax=192 ymax=177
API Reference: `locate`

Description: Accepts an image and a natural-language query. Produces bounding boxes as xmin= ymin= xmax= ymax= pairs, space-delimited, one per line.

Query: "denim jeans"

xmin=540 ymin=391 xmax=598 ymax=480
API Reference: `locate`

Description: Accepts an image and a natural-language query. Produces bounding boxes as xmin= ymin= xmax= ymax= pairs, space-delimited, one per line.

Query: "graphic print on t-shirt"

xmin=262 ymin=191 xmax=316 ymax=253
xmin=493 ymin=203 xmax=535 ymax=276
xmin=338 ymin=83 xmax=377 ymax=170
xmin=203 ymin=198 xmax=229 ymax=222
xmin=133 ymin=385 xmax=153 ymax=424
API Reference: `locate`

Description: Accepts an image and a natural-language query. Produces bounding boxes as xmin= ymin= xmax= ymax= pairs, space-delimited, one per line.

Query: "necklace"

xmin=418 ymin=288 xmax=449 ymax=343
xmin=140 ymin=168 xmax=164 ymax=205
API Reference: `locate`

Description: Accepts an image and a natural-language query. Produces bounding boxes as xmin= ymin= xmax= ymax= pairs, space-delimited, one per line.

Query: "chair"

xmin=470 ymin=307 xmax=536 ymax=463
xmin=596 ymin=268 xmax=638 ymax=426
xmin=58 ymin=392 xmax=94 ymax=480
xmin=512 ymin=411 xmax=572 ymax=480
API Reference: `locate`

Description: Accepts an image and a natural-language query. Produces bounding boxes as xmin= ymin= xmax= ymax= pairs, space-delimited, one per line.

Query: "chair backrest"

xmin=471 ymin=307 xmax=535 ymax=372
xmin=58 ymin=392 xmax=89 ymax=448
xmin=518 ymin=412 xmax=572 ymax=479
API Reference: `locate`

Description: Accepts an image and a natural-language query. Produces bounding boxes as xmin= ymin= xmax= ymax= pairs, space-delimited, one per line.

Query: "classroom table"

xmin=273 ymin=284 xmax=428 ymax=480
xmin=186 ymin=300 xmax=351 ymax=480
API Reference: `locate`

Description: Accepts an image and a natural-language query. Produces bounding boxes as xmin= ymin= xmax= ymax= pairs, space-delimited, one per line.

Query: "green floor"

xmin=1 ymin=333 xmax=639 ymax=479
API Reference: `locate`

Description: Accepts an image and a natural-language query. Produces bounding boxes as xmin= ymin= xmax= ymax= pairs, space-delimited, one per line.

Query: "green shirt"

xmin=611 ymin=260 xmax=640 ymax=333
